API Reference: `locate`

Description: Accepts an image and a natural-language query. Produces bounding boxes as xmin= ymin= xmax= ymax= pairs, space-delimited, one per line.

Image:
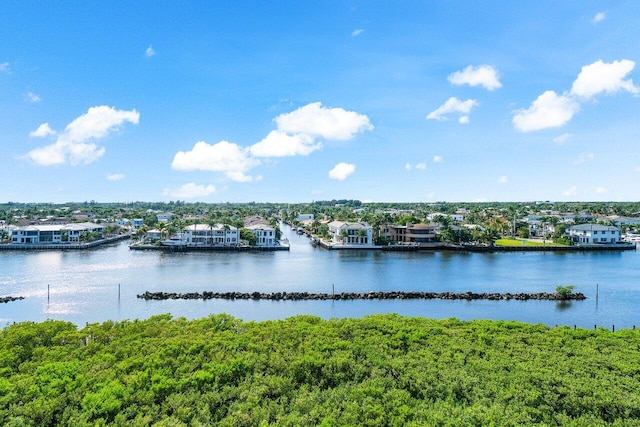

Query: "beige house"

xmin=380 ymin=223 xmax=438 ymax=245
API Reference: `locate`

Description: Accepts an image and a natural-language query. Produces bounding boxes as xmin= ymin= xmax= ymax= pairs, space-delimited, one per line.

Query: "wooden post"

xmin=47 ymin=284 xmax=50 ymax=302
xmin=596 ymin=283 xmax=599 ymax=302
xmin=332 ymin=283 xmax=335 ymax=299
xmin=612 ymin=325 xmax=615 ymax=332
xmin=118 ymin=283 xmax=121 ymax=301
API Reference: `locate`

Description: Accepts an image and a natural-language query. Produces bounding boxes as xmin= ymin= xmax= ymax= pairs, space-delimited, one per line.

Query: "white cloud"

xmin=106 ymin=173 xmax=125 ymax=181
xmin=635 ymin=166 xmax=640 ymax=173
xmin=0 ymin=62 xmax=9 ymax=73
xmin=596 ymin=186 xmax=608 ymax=194
xmin=570 ymin=59 xmax=638 ymax=99
xmin=415 ymin=162 xmax=426 ymax=170
xmin=329 ymin=162 xmax=355 ymax=181
xmin=163 ymin=183 xmax=216 ymax=198
xmin=433 ymin=155 xmax=444 ymax=163
xmin=25 ymin=92 xmax=41 ymax=103
xmin=574 ymin=153 xmax=595 ymax=165
xmin=249 ymin=130 xmax=322 ymax=157
xmin=512 ymin=91 xmax=579 ymax=132
xmin=171 ymin=140 xmax=260 ymax=182
xmin=145 ymin=45 xmax=155 ymax=57
xmin=553 ymin=133 xmax=572 ymax=145
xmin=497 ymin=176 xmax=509 ymax=184
xmin=458 ymin=116 xmax=470 ymax=124
xmin=275 ymin=102 xmax=373 ymax=140
xmin=351 ymin=29 xmax=364 ymax=37
xmin=405 ymin=163 xmax=412 ymax=171
xmin=591 ymin=12 xmax=606 ymax=23
xmin=562 ymin=185 xmax=577 ymax=197
xmin=29 ymin=123 xmax=56 ymax=138
xmin=427 ymin=97 xmax=478 ymax=122
xmin=447 ymin=65 xmax=502 ymax=91
xmin=25 ymin=106 xmax=139 ymax=166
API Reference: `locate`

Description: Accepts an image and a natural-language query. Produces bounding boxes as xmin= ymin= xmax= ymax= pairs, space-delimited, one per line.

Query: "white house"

xmin=156 ymin=212 xmax=174 ymax=223
xmin=566 ymin=224 xmax=621 ymax=245
xmin=297 ymin=213 xmax=314 ymax=221
xmin=327 ymin=221 xmax=373 ymax=246
xmin=131 ymin=219 xmax=145 ymax=228
xmin=11 ymin=222 xmax=105 ymax=244
xmin=246 ymin=224 xmax=277 ymax=246
xmin=181 ymin=224 xmax=239 ymax=246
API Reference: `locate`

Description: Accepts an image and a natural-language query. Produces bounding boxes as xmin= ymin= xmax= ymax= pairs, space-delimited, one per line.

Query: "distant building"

xmin=297 ymin=213 xmax=314 ymax=221
xmin=327 ymin=221 xmax=373 ymax=246
xmin=131 ymin=219 xmax=145 ymax=228
xmin=566 ymin=224 xmax=621 ymax=245
xmin=380 ymin=223 xmax=438 ymax=245
xmin=11 ymin=222 xmax=105 ymax=244
xmin=246 ymin=224 xmax=277 ymax=246
xmin=181 ymin=224 xmax=239 ymax=246
xmin=156 ymin=212 xmax=174 ymax=223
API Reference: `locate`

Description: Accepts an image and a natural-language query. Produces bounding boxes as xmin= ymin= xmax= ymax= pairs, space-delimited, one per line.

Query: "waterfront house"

xmin=11 ymin=222 xmax=105 ymax=244
xmin=181 ymin=223 xmax=239 ymax=246
xmin=566 ymin=224 xmax=621 ymax=245
xmin=297 ymin=213 xmax=314 ymax=221
xmin=327 ymin=221 xmax=373 ymax=246
xmin=131 ymin=219 xmax=145 ymax=228
xmin=380 ymin=223 xmax=438 ymax=245
xmin=246 ymin=224 xmax=277 ymax=246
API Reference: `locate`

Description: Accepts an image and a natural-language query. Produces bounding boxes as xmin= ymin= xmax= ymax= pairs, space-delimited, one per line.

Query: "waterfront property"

xmin=327 ymin=221 xmax=374 ymax=247
xmin=175 ymin=223 xmax=239 ymax=247
xmin=246 ymin=224 xmax=277 ymax=246
xmin=10 ymin=222 xmax=105 ymax=244
xmin=380 ymin=223 xmax=439 ymax=245
xmin=566 ymin=224 xmax=621 ymax=245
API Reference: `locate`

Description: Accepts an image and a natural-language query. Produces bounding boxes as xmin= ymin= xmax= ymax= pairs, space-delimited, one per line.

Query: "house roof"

xmin=567 ymin=224 xmax=619 ymax=232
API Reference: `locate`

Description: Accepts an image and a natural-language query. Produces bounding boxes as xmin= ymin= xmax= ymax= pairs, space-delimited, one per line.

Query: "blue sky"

xmin=1 ymin=1 xmax=639 ymax=203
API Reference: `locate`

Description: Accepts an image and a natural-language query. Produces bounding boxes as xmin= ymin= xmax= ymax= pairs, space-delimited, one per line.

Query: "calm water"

xmin=1 ymin=225 xmax=639 ymax=328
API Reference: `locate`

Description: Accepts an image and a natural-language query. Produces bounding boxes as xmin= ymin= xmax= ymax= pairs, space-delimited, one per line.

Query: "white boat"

xmin=161 ymin=236 xmax=187 ymax=246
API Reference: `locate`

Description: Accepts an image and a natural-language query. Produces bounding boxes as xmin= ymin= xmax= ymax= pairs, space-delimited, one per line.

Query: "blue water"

xmin=1 ymin=225 xmax=638 ymax=329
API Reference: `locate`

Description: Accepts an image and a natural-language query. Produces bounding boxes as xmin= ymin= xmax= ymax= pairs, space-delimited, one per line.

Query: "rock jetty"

xmin=137 ymin=290 xmax=586 ymax=302
xmin=0 ymin=296 xmax=25 ymax=304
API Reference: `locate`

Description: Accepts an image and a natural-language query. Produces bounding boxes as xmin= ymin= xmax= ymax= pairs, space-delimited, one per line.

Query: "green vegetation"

xmin=495 ymin=238 xmax=568 ymax=247
xmin=556 ymin=285 xmax=577 ymax=300
xmin=2 ymin=314 xmax=640 ymax=426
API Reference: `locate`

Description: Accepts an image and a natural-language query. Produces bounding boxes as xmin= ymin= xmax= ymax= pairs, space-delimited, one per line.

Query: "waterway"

xmin=1 ymin=225 xmax=638 ymax=329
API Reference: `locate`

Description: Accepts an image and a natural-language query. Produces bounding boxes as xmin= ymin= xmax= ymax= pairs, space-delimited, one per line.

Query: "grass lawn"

xmin=495 ymin=238 xmax=567 ymax=247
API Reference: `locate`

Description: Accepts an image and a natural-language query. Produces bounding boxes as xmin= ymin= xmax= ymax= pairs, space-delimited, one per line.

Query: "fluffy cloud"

xmin=29 ymin=123 xmax=56 ymax=138
xmin=570 ymin=59 xmax=638 ymax=99
xmin=553 ymin=133 xmax=572 ymax=145
xmin=25 ymin=106 xmax=139 ymax=166
xmin=432 ymin=155 xmax=444 ymax=163
xmin=447 ymin=65 xmax=502 ymax=91
xmin=275 ymin=102 xmax=373 ymax=140
xmin=512 ymin=91 xmax=579 ymax=132
xmin=25 ymin=92 xmax=41 ymax=103
xmin=427 ymin=97 xmax=478 ymax=123
xmin=329 ymin=162 xmax=355 ymax=181
xmin=163 ymin=183 xmax=216 ymax=198
xmin=514 ymin=59 xmax=638 ymax=132
xmin=145 ymin=45 xmax=155 ymax=57
xmin=249 ymin=130 xmax=322 ymax=157
xmin=405 ymin=162 xmax=426 ymax=171
xmin=497 ymin=176 xmax=509 ymax=184
xmin=352 ymin=29 xmax=364 ymax=37
xmin=596 ymin=186 xmax=608 ymax=194
xmin=172 ymin=140 xmax=260 ymax=182
xmin=591 ymin=12 xmax=606 ymax=23
xmin=574 ymin=153 xmax=595 ymax=165
xmin=106 ymin=173 xmax=125 ymax=181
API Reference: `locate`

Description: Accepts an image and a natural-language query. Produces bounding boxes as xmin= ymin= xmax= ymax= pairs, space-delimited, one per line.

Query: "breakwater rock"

xmin=0 ymin=296 xmax=25 ymax=304
xmin=137 ymin=290 xmax=586 ymax=302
